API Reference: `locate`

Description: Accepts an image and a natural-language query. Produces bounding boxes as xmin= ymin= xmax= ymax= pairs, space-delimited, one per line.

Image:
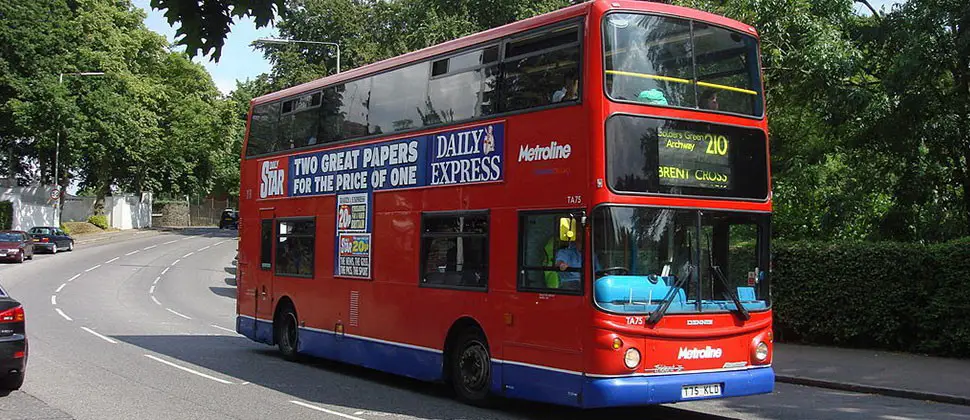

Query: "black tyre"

xmin=15 ymin=252 xmax=23 ymax=264
xmin=66 ymin=241 xmax=74 ymax=252
xmin=0 ymin=372 xmax=24 ymax=390
xmin=275 ymin=305 xmax=300 ymax=361
xmin=50 ymin=244 xmax=57 ymax=254
xmin=449 ymin=329 xmax=493 ymax=406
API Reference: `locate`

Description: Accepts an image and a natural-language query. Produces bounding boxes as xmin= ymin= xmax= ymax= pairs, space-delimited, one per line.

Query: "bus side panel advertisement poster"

xmin=657 ymin=127 xmax=732 ymax=190
xmin=337 ymin=233 xmax=371 ymax=279
xmin=259 ymin=122 xmax=505 ymax=200
xmin=336 ymin=192 xmax=370 ymax=233
xmin=335 ymin=192 xmax=373 ymax=279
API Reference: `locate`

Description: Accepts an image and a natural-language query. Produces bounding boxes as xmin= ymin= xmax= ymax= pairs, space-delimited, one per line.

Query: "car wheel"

xmin=275 ymin=305 xmax=300 ymax=362
xmin=0 ymin=372 xmax=24 ymax=390
xmin=67 ymin=241 xmax=74 ymax=252
xmin=50 ymin=244 xmax=57 ymax=254
xmin=449 ymin=329 xmax=493 ymax=406
xmin=16 ymin=252 xmax=24 ymax=264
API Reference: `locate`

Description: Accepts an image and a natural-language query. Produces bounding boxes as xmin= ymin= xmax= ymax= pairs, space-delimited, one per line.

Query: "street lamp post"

xmin=55 ymin=71 xmax=104 ymax=188
xmin=254 ymin=38 xmax=341 ymax=74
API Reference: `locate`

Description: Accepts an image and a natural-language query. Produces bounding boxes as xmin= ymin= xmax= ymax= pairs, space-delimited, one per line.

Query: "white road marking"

xmin=180 ymin=237 xmax=191 ymax=241
xmin=182 ymin=252 xmax=194 ymax=258
xmin=151 ymin=296 xmax=161 ymax=305
xmin=153 ymin=276 xmax=160 ymax=285
xmin=289 ymin=401 xmax=366 ymax=420
xmin=165 ymin=308 xmax=192 ymax=320
xmin=163 ymin=240 xmax=178 ymax=245
xmin=56 ymin=283 xmax=66 ymax=293
xmin=67 ymin=274 xmax=81 ymax=282
xmin=125 ymin=250 xmax=140 ymax=256
xmin=197 ymin=246 xmax=210 ymax=252
xmin=210 ymin=325 xmax=236 ymax=334
xmin=51 ymin=295 xmax=56 ymax=305
xmin=80 ymin=327 xmax=117 ymax=344
xmin=144 ymin=355 xmax=233 ymax=384
xmin=104 ymin=257 xmax=119 ymax=264
xmin=143 ymin=245 xmax=158 ymax=250
xmin=149 ymin=285 xmax=156 ymax=294
xmin=55 ymin=308 xmax=73 ymax=321
xmin=171 ymin=259 xmax=181 ymax=266
xmin=214 ymin=240 xmax=227 ymax=246
xmin=161 ymin=267 xmax=170 ymax=275
xmin=84 ymin=265 xmax=101 ymax=272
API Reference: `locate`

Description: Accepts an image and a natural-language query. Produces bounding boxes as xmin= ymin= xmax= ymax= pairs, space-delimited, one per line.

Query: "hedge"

xmin=772 ymin=238 xmax=970 ymax=357
xmin=0 ymin=201 xmax=11 ymax=230
xmin=87 ymin=215 xmax=109 ymax=230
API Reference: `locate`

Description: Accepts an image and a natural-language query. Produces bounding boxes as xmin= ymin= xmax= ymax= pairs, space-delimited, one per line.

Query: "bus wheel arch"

xmin=273 ymin=297 xmax=300 ymax=361
xmin=443 ymin=317 xmax=493 ymax=406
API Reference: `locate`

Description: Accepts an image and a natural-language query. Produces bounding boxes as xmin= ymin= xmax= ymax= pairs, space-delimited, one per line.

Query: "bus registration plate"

xmin=681 ymin=383 xmax=722 ymax=399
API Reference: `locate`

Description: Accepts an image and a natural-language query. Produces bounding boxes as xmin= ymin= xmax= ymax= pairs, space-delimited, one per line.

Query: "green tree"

xmin=150 ymin=0 xmax=284 ymax=61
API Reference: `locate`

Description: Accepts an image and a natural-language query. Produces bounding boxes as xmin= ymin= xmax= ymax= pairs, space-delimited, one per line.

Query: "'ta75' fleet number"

xmin=626 ymin=316 xmax=645 ymax=325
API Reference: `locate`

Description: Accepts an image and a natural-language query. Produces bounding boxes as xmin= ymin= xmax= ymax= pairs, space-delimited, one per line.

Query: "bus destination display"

xmin=657 ymin=127 xmax=732 ymax=190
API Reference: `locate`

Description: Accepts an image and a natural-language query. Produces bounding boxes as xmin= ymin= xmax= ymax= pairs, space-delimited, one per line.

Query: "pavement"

xmin=774 ymin=343 xmax=970 ymax=406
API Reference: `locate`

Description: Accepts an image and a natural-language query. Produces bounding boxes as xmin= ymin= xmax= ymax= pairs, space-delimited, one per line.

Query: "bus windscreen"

xmin=603 ymin=13 xmax=764 ymax=117
xmin=606 ymin=115 xmax=768 ymax=200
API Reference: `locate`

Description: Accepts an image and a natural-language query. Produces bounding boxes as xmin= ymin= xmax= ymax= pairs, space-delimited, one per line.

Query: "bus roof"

xmin=252 ymin=0 xmax=758 ymax=106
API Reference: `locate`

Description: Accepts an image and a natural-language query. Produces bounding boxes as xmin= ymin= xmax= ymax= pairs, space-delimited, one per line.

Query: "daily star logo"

xmin=517 ymin=141 xmax=571 ymax=162
xmin=677 ymin=346 xmax=723 ymax=360
xmin=259 ymin=159 xmax=286 ymax=199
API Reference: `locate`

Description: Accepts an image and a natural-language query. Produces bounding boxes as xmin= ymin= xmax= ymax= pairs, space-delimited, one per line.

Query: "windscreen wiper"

xmin=646 ymin=266 xmax=692 ymax=325
xmin=705 ymin=233 xmax=751 ymax=321
xmin=711 ymin=264 xmax=750 ymax=321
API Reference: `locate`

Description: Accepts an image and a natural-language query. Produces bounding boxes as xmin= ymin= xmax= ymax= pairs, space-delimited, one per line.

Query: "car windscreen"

xmin=30 ymin=228 xmax=52 ymax=235
xmin=0 ymin=233 xmax=21 ymax=242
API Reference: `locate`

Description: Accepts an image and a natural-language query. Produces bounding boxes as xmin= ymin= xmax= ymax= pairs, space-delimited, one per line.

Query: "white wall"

xmin=61 ymin=193 xmax=152 ymax=230
xmin=0 ymin=185 xmax=58 ymax=230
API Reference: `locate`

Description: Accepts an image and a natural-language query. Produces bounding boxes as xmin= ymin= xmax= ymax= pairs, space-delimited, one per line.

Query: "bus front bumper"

xmin=581 ymin=366 xmax=774 ymax=408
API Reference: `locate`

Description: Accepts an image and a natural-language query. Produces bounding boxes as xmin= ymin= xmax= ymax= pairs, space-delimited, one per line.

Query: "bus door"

xmin=254 ymin=212 xmax=276 ymax=344
xmin=503 ymin=210 xmax=586 ymax=406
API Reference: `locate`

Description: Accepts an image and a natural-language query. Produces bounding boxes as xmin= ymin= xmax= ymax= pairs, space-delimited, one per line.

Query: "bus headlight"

xmin=755 ymin=342 xmax=769 ymax=362
xmin=623 ymin=348 xmax=641 ymax=369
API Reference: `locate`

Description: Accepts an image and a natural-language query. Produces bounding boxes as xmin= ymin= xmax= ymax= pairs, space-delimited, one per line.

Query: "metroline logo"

xmin=517 ymin=141 xmax=571 ymax=162
xmin=677 ymin=346 xmax=723 ymax=360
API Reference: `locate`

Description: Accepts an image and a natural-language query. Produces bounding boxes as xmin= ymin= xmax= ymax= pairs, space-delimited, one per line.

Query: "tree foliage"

xmin=149 ymin=0 xmax=284 ymax=61
xmin=0 ymin=0 xmax=242 ymax=212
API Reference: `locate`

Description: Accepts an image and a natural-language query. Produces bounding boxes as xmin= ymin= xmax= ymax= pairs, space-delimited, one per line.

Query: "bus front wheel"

xmin=449 ymin=329 xmax=492 ymax=406
xmin=275 ymin=304 xmax=300 ymax=362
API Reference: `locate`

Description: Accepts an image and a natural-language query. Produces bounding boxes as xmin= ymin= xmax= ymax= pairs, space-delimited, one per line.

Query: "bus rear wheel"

xmin=275 ymin=305 xmax=300 ymax=362
xmin=449 ymin=329 xmax=492 ymax=406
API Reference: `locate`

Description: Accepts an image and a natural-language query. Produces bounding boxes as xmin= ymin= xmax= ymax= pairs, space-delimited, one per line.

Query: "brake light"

xmin=41 ymin=238 xmax=49 ymax=243
xmin=0 ymin=306 xmax=25 ymax=323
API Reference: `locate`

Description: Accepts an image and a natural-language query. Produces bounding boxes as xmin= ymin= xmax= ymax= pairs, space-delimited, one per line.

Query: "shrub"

xmin=59 ymin=223 xmax=71 ymax=235
xmin=772 ymin=238 xmax=970 ymax=357
xmin=87 ymin=215 xmax=109 ymax=230
xmin=0 ymin=201 xmax=11 ymax=230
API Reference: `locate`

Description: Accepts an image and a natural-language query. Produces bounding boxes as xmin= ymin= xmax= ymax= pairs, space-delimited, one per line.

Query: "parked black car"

xmin=28 ymin=227 xmax=74 ymax=254
xmin=0 ymin=231 xmax=33 ymax=263
xmin=0 ymin=284 xmax=26 ymax=390
xmin=219 ymin=209 xmax=238 ymax=229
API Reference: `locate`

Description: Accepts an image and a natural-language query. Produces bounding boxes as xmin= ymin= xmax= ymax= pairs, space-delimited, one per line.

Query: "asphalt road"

xmin=0 ymin=229 xmax=968 ymax=420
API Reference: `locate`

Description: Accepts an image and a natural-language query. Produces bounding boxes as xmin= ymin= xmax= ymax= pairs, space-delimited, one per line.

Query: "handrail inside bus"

xmin=605 ymin=70 xmax=757 ymax=95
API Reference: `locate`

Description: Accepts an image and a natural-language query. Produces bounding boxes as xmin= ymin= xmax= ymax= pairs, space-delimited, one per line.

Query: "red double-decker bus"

xmin=237 ymin=0 xmax=773 ymax=408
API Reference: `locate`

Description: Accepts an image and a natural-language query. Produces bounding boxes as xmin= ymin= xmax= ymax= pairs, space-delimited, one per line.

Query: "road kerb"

xmin=776 ymin=375 xmax=970 ymax=406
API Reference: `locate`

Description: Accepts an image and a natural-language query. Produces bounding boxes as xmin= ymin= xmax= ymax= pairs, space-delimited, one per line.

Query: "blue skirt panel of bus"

xmin=581 ymin=367 xmax=775 ymax=408
xmin=236 ymin=316 xmax=773 ymax=407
